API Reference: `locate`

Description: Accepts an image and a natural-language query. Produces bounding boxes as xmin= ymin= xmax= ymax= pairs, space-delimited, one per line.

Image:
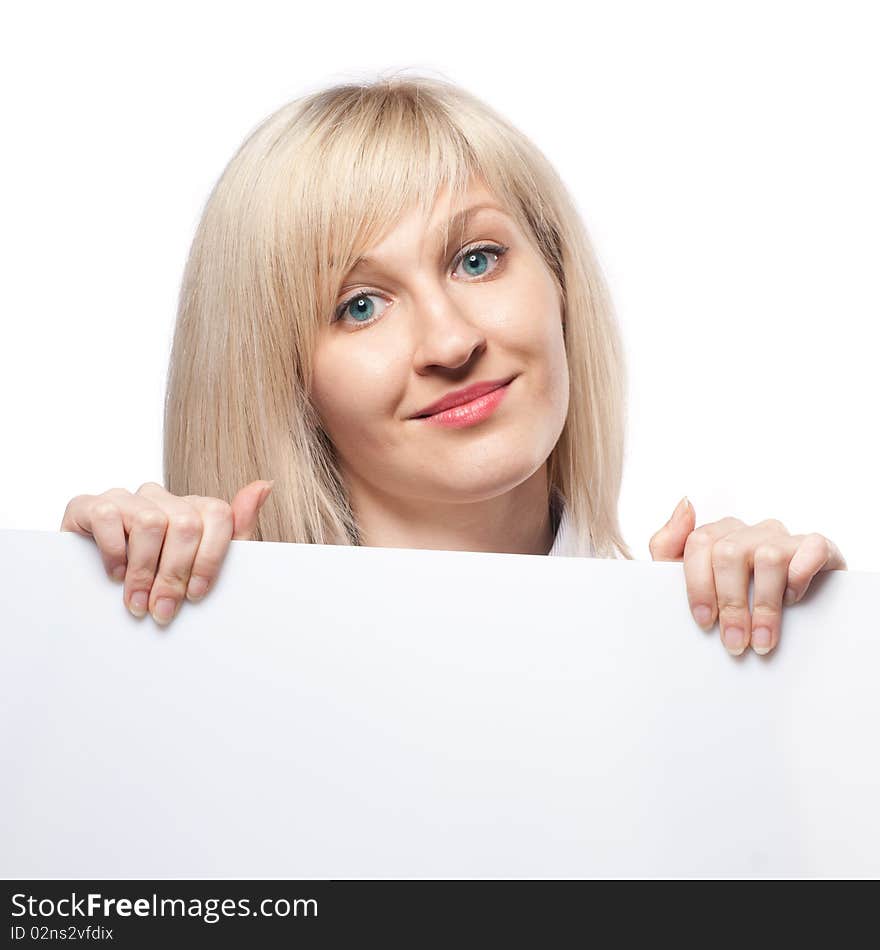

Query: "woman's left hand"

xmin=649 ymin=497 xmax=847 ymax=656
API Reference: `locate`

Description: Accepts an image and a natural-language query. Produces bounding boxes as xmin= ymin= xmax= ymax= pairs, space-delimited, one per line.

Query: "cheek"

xmin=546 ymin=318 xmax=570 ymax=382
xmin=511 ymin=284 xmax=569 ymax=423
xmin=310 ymin=337 xmax=405 ymax=443
xmin=494 ymin=277 xmax=566 ymax=379
xmin=535 ymin=322 xmax=570 ymax=432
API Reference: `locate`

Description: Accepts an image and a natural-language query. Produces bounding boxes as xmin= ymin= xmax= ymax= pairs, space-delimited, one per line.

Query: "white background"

xmin=2 ymin=0 xmax=877 ymax=569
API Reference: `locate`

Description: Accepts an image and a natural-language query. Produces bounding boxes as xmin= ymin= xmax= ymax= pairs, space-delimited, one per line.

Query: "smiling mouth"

xmin=412 ymin=377 xmax=516 ymax=428
xmin=410 ymin=375 xmax=517 ymax=419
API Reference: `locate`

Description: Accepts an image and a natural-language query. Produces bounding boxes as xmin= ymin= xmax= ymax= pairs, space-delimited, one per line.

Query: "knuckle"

xmin=711 ymin=539 xmax=741 ymax=567
xmin=64 ymin=494 xmax=86 ymax=514
xmin=191 ymin=556 xmax=223 ymax=584
xmin=125 ymin=564 xmax=158 ymax=586
xmin=806 ymin=532 xmax=833 ymax=559
xmin=685 ymin=529 xmax=713 ymax=553
xmin=155 ymin=564 xmax=191 ymax=590
xmin=62 ymin=495 xmax=99 ymax=533
xmin=102 ymin=558 xmax=128 ymax=577
xmin=203 ymin=498 xmax=234 ymax=525
xmin=136 ymin=481 xmax=163 ymax=495
xmin=788 ymin=565 xmax=810 ymax=586
xmin=186 ymin=574 xmax=212 ymax=600
xmin=684 ymin=528 xmax=712 ymax=559
xmin=108 ymin=562 xmax=128 ymax=581
xmin=91 ymin=501 xmax=120 ymax=522
xmin=717 ymin=595 xmax=749 ymax=613
xmin=98 ymin=538 xmax=127 ymax=559
xmin=167 ymin=514 xmax=203 ymax=541
xmin=754 ymin=543 xmax=787 ymax=569
xmin=687 ymin=589 xmax=717 ymax=610
xmin=132 ymin=508 xmax=168 ymax=533
xmin=688 ymin=526 xmax=715 ymax=548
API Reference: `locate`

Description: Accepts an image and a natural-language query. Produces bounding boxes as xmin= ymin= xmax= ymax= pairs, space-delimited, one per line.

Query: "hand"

xmin=649 ymin=497 xmax=847 ymax=656
xmin=60 ymin=480 xmax=274 ymax=627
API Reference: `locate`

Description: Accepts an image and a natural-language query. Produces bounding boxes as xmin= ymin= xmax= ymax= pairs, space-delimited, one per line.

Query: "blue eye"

xmin=452 ymin=243 xmax=507 ymax=280
xmin=332 ymin=243 xmax=509 ymax=329
xmin=334 ymin=292 xmax=390 ymax=327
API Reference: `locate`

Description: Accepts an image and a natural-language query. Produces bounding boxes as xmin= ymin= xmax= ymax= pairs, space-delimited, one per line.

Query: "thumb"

xmin=231 ymin=480 xmax=274 ymax=540
xmin=649 ymin=496 xmax=695 ymax=561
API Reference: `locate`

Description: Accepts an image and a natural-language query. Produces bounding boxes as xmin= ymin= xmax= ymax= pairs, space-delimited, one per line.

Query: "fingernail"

xmin=187 ymin=576 xmax=209 ymax=601
xmin=672 ymin=496 xmax=689 ymax=520
xmin=784 ymin=587 xmax=797 ymax=606
xmin=723 ymin=626 xmax=745 ymax=655
xmin=692 ymin=605 xmax=713 ymax=628
xmin=752 ymin=627 xmax=772 ymax=654
xmin=111 ymin=565 xmax=126 ymax=582
xmin=153 ymin=597 xmax=177 ymax=625
xmin=129 ymin=591 xmax=149 ymax=618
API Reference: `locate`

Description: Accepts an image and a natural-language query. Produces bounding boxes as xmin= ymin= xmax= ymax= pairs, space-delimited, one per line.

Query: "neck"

xmin=344 ymin=464 xmax=556 ymax=555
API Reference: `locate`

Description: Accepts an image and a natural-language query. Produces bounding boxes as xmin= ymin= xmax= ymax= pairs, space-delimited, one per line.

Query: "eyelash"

xmin=332 ymin=242 xmax=510 ymax=328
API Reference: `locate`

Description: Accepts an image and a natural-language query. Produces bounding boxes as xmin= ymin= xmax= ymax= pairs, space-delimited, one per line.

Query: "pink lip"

xmin=415 ymin=378 xmax=514 ymax=429
xmin=410 ymin=376 xmax=516 ymax=419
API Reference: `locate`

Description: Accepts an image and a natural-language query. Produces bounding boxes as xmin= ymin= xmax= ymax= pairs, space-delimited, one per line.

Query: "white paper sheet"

xmin=1 ymin=528 xmax=877 ymax=878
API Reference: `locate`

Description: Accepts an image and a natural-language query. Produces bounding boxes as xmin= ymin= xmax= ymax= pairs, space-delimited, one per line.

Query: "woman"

xmin=60 ymin=75 xmax=846 ymax=656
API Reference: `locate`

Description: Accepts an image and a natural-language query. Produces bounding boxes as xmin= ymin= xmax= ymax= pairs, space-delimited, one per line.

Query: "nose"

xmin=410 ymin=281 xmax=487 ymax=375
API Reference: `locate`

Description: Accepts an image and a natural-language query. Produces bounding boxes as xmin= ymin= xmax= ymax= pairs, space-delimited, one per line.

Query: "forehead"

xmin=347 ymin=183 xmax=516 ymax=272
xmin=432 ymin=179 xmax=506 ymax=219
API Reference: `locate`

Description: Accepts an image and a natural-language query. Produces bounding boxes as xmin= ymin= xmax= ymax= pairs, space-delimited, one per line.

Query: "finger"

xmin=231 ymin=480 xmax=274 ymax=541
xmin=648 ymin=497 xmax=695 ymax=561
xmin=135 ymin=482 xmax=204 ymax=626
xmin=61 ymin=492 xmax=128 ymax=582
xmin=750 ymin=537 xmax=799 ymax=655
xmin=681 ymin=517 xmax=746 ymax=631
xmin=784 ymin=533 xmax=848 ymax=605
xmin=712 ymin=519 xmax=787 ymax=656
xmin=181 ymin=496 xmax=235 ymax=602
xmin=114 ymin=490 xmax=174 ymax=619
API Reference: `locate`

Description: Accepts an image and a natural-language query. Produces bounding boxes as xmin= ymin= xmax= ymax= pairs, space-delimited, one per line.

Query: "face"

xmin=310 ymin=180 xmax=570 ymax=508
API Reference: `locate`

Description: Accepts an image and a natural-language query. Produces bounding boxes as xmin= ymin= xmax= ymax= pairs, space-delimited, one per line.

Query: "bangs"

xmin=276 ymin=81 xmax=536 ymax=327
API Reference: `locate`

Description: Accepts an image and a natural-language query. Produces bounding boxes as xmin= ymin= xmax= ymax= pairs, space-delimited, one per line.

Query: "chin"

xmin=415 ymin=451 xmax=550 ymax=505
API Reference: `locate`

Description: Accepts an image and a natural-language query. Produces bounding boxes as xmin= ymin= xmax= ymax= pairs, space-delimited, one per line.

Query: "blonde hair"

xmin=164 ymin=72 xmax=633 ymax=559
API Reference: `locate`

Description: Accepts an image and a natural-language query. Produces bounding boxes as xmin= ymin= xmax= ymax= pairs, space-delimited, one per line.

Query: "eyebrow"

xmin=345 ymin=202 xmax=509 ymax=275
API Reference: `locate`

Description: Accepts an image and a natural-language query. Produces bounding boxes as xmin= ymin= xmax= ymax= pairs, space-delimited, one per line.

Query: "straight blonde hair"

xmin=164 ymin=73 xmax=633 ymax=559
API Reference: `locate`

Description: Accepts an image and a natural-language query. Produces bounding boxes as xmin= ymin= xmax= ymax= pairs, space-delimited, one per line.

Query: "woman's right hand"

xmin=60 ymin=480 xmax=274 ymax=626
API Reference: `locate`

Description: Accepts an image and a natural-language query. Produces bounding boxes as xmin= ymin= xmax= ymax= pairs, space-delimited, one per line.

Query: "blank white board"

xmin=1 ymin=528 xmax=878 ymax=878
